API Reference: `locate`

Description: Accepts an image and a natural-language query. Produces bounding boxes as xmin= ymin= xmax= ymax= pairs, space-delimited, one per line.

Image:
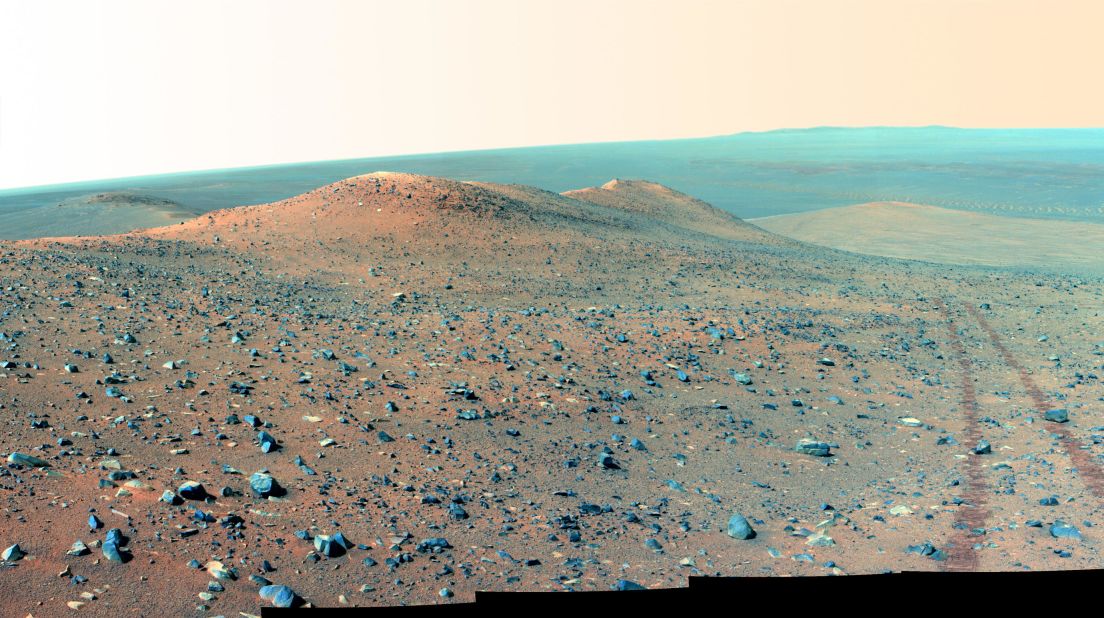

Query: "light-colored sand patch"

xmin=753 ymin=201 xmax=1104 ymax=273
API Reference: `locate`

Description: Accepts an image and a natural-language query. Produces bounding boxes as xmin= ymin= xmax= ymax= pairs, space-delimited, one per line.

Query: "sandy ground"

xmin=0 ymin=174 xmax=1101 ymax=615
xmin=752 ymin=201 xmax=1104 ymax=274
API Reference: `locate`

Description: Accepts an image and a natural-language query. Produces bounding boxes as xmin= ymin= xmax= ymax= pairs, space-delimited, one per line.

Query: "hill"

xmin=121 ymin=172 xmax=794 ymax=306
xmin=563 ymin=179 xmax=771 ymax=242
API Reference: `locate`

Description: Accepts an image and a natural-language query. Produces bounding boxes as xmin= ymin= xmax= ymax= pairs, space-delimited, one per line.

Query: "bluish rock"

xmin=795 ymin=439 xmax=831 ymax=457
xmin=1050 ymin=520 xmax=1082 ymax=540
xmin=177 ymin=481 xmax=206 ymax=500
xmin=67 ymin=540 xmax=90 ymax=556
xmin=1045 ymin=409 xmax=1069 ymax=423
xmin=7 ymin=452 xmax=50 ymax=468
xmin=257 ymin=431 xmax=278 ymax=452
xmin=102 ymin=541 xmax=123 ymax=562
xmin=313 ymin=535 xmax=345 ymax=557
xmin=906 ymin=542 xmax=946 ymax=561
xmin=104 ymin=528 xmax=123 ymax=546
xmin=332 ymin=532 xmax=353 ymax=549
xmin=259 ymin=584 xmax=298 ymax=608
xmin=726 ymin=513 xmax=756 ymax=540
xmin=416 ymin=537 xmax=452 ymax=553
xmin=250 ymin=471 xmax=283 ymax=498
xmin=2 ymin=544 xmax=25 ymax=561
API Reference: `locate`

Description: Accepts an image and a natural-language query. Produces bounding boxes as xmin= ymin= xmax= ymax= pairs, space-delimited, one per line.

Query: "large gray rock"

xmin=259 ymin=584 xmax=298 ymax=608
xmin=1044 ymin=408 xmax=1069 ymax=423
xmin=795 ymin=439 xmax=832 ymax=457
xmin=250 ymin=472 xmax=283 ymax=498
xmin=7 ymin=452 xmax=49 ymax=467
xmin=726 ymin=514 xmax=756 ymax=539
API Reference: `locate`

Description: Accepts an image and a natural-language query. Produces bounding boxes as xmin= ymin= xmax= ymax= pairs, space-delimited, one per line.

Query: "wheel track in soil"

xmin=963 ymin=303 xmax=1104 ymax=501
xmin=938 ymin=301 xmax=991 ymax=572
xmin=938 ymin=299 xmax=1104 ymax=572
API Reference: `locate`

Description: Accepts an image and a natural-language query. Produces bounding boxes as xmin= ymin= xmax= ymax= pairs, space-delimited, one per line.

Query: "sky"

xmin=1 ymin=0 xmax=1102 ymax=190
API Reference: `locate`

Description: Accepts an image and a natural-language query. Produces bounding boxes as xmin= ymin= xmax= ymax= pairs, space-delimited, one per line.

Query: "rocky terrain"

xmin=0 ymin=172 xmax=1101 ymax=615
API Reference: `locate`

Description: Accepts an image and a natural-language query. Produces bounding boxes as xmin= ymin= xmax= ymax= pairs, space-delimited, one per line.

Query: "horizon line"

xmin=2 ymin=124 xmax=1101 ymax=194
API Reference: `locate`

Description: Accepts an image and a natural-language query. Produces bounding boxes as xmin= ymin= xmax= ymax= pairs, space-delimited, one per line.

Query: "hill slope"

xmin=124 ymin=172 xmax=794 ymax=306
xmin=563 ymin=178 xmax=773 ymax=242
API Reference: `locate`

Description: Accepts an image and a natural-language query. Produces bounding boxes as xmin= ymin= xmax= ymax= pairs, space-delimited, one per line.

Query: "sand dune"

xmin=753 ymin=201 xmax=1104 ymax=273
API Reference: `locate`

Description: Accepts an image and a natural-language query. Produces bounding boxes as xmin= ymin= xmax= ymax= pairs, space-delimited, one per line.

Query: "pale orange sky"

xmin=1 ymin=0 xmax=1102 ymax=189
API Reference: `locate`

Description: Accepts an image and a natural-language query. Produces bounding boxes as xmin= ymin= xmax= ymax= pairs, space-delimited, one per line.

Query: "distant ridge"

xmin=4 ymin=127 xmax=1104 ymax=240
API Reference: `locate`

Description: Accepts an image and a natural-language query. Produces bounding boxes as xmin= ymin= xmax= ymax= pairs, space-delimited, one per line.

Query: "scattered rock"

xmin=726 ymin=514 xmax=756 ymax=540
